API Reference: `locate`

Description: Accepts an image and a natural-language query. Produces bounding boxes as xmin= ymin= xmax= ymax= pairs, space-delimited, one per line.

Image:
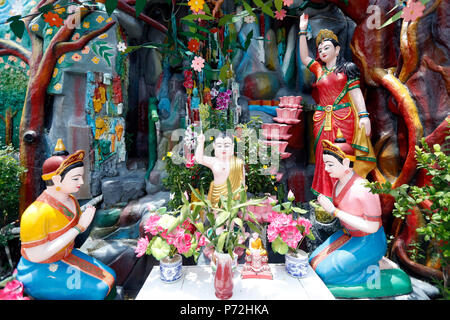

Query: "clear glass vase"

xmin=214 ymin=252 xmax=233 ymax=300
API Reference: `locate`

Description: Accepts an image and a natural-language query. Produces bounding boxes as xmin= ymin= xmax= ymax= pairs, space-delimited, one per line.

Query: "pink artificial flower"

xmin=297 ymin=217 xmax=312 ymax=235
xmin=175 ymin=232 xmax=192 ymax=254
xmin=191 ymin=56 xmax=205 ymax=72
xmin=268 ymin=196 xmax=277 ymax=206
xmin=193 ymin=9 xmax=205 ymax=22
xmin=267 ymin=210 xmax=279 ymax=223
xmin=161 ymin=229 xmax=177 ymax=245
xmin=280 ymin=226 xmax=303 ymax=249
xmin=144 ymin=214 xmax=161 ymax=235
xmin=401 ymin=1 xmax=426 ymax=22
xmin=267 ymin=223 xmax=280 ymax=242
xmin=195 ymin=231 xmax=207 ymax=247
xmin=275 ymin=9 xmax=286 ymax=21
xmin=0 ymin=280 xmax=30 ymax=300
xmin=135 ymin=236 xmax=149 ymax=257
xmin=287 ymin=190 xmax=295 ymax=201
xmin=283 ymin=0 xmax=293 ymax=7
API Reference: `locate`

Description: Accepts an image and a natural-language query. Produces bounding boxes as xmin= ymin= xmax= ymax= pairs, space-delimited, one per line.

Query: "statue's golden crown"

xmin=42 ymin=140 xmax=85 ymax=181
xmin=322 ymin=139 xmax=356 ymax=162
xmin=316 ymin=29 xmax=339 ymax=46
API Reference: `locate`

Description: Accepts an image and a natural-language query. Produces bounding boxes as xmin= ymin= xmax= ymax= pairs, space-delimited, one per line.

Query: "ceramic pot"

xmin=285 ymin=250 xmax=309 ymax=278
xmin=214 ymin=252 xmax=234 ymax=300
xmin=160 ymin=254 xmax=183 ymax=283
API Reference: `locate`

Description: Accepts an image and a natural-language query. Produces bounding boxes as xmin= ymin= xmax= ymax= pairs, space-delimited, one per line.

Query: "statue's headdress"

xmin=316 ymin=29 xmax=339 ymax=46
xmin=322 ymin=129 xmax=355 ymax=162
xmin=41 ymin=139 xmax=85 ymax=181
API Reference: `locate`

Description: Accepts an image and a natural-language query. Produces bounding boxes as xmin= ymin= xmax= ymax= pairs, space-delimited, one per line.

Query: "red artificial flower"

xmin=184 ymin=79 xmax=194 ymax=89
xmin=210 ymin=27 xmax=219 ymax=33
xmin=184 ymin=70 xmax=193 ymax=79
xmin=226 ymin=49 xmax=233 ymax=53
xmin=188 ymin=38 xmax=200 ymax=53
xmin=43 ymin=11 xmax=64 ymax=28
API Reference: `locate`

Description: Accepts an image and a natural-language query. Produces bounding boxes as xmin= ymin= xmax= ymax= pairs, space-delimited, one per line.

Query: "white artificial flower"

xmin=117 ymin=41 xmax=127 ymax=52
xmin=244 ymin=15 xmax=256 ymax=24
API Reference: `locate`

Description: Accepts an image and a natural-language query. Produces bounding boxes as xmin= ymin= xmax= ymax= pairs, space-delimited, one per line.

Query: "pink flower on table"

xmin=283 ymin=0 xmax=294 ymax=7
xmin=267 ymin=210 xmax=279 ymax=223
xmin=144 ymin=214 xmax=161 ymax=235
xmin=191 ymin=56 xmax=205 ymax=72
xmin=280 ymin=226 xmax=303 ymax=249
xmin=267 ymin=223 xmax=280 ymax=242
xmin=297 ymin=217 xmax=312 ymax=235
xmin=0 ymin=280 xmax=29 ymax=300
xmin=401 ymin=1 xmax=426 ymax=22
xmin=174 ymin=232 xmax=192 ymax=254
xmin=195 ymin=231 xmax=207 ymax=247
xmin=135 ymin=236 xmax=149 ymax=257
xmin=275 ymin=9 xmax=286 ymax=21
xmin=161 ymin=229 xmax=177 ymax=245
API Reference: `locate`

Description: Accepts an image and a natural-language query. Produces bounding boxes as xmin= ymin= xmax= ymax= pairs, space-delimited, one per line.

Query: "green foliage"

xmin=0 ymin=146 xmax=26 ymax=231
xmin=0 ymin=68 xmax=28 ymax=148
xmin=162 ymin=153 xmax=213 ymax=210
xmin=185 ymin=182 xmax=265 ymax=257
xmin=236 ymin=117 xmax=278 ymax=196
xmin=368 ymin=134 xmax=450 ymax=269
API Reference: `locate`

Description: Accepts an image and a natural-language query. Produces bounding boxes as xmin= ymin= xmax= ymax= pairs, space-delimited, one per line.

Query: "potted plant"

xmin=135 ymin=196 xmax=207 ymax=283
xmin=184 ymin=181 xmax=265 ymax=299
xmin=267 ymin=190 xmax=315 ymax=278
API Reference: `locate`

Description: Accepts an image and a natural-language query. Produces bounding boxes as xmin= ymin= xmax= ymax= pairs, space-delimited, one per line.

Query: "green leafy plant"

xmin=0 ymin=68 xmax=28 ymax=148
xmin=0 ymin=145 xmax=26 ymax=229
xmin=185 ymin=181 xmax=265 ymax=257
xmin=368 ymin=134 xmax=450 ymax=291
xmin=236 ymin=117 xmax=278 ymax=196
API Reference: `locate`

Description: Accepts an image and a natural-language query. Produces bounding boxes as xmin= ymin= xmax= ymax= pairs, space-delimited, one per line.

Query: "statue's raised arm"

xmin=298 ymin=13 xmax=313 ymax=67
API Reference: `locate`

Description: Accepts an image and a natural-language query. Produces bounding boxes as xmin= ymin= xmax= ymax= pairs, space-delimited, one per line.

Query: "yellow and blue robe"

xmin=16 ymin=191 xmax=116 ymax=300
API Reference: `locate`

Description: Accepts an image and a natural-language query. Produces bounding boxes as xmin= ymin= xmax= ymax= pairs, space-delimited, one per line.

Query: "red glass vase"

xmin=214 ymin=252 xmax=233 ymax=300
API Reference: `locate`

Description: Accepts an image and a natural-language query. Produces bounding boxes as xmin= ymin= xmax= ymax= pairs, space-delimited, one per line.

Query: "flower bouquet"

xmin=135 ymin=199 xmax=207 ymax=283
xmin=267 ymin=191 xmax=315 ymax=278
xmin=185 ymin=181 xmax=265 ymax=299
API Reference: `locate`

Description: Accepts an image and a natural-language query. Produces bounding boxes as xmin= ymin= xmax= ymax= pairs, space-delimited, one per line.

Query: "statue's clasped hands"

xmin=317 ymin=194 xmax=335 ymax=214
xmin=78 ymin=205 xmax=96 ymax=230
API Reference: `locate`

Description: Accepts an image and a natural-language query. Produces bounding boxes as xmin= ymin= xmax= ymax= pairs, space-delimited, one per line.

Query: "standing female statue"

xmin=16 ymin=139 xmax=116 ymax=300
xmin=298 ymin=13 xmax=376 ymax=199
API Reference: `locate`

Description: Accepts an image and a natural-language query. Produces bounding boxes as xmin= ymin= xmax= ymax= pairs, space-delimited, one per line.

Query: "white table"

xmin=136 ymin=263 xmax=335 ymax=300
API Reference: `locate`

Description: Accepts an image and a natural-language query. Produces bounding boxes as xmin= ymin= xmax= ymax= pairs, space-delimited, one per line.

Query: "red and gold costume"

xmin=307 ymin=33 xmax=376 ymax=198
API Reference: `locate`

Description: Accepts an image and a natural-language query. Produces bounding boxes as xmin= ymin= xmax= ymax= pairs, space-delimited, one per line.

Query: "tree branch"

xmin=424 ymin=116 xmax=450 ymax=148
xmin=54 ymin=20 xmax=116 ymax=57
xmin=0 ymin=39 xmax=31 ymax=64
xmin=116 ymin=0 xmax=167 ymax=34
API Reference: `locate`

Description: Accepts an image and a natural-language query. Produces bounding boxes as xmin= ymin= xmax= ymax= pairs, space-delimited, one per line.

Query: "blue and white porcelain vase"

xmin=160 ymin=254 xmax=183 ymax=283
xmin=285 ymin=250 xmax=309 ymax=278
